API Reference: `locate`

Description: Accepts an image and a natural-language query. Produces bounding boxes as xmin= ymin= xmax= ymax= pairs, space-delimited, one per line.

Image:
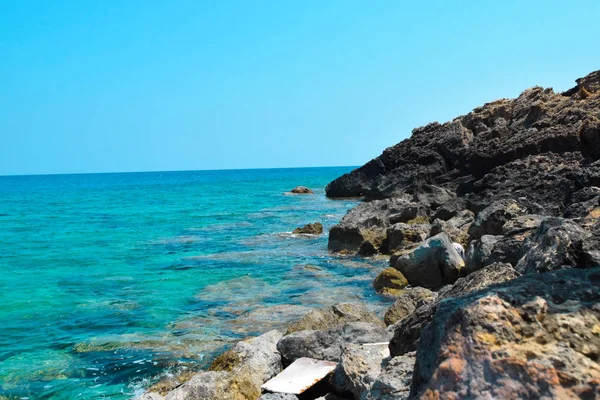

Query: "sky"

xmin=1 ymin=1 xmax=599 ymax=175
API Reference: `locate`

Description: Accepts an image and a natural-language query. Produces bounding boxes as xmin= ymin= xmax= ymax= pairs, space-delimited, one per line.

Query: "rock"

xmin=277 ymin=322 xmax=391 ymax=365
xmin=385 ymin=223 xmax=431 ymax=254
xmin=163 ymin=371 xmax=231 ymax=400
xmin=372 ymin=267 xmax=408 ymax=295
xmin=286 ymin=303 xmax=384 ymax=334
xmin=407 ymin=184 xmax=456 ymax=210
xmin=290 ymin=186 xmax=314 ymax=194
xmin=293 ymin=222 xmax=323 ymax=235
xmin=332 ymin=343 xmax=390 ymax=399
xmin=465 ymin=234 xmax=502 ymax=273
xmin=433 ymin=198 xmax=467 ymax=221
xmin=258 ymin=394 xmax=299 ymax=400
xmin=516 ymin=217 xmax=590 ymax=274
xmin=564 ymin=187 xmax=600 ymax=218
xmin=393 ymin=233 xmax=465 ymax=289
xmin=383 ymin=287 xmax=436 ymax=326
xmin=410 ymin=267 xmax=600 ymax=399
xmin=369 ymin=354 xmax=416 ymax=400
xmin=582 ymin=220 xmax=600 ymax=267
xmin=468 ymin=199 xmax=526 ymax=239
xmin=145 ymin=330 xmax=283 ymax=400
xmin=429 ymin=210 xmax=473 ymax=247
xmin=389 ymin=263 xmax=520 ymax=356
xmin=328 ymin=198 xmax=426 ymax=255
xmin=136 ymin=393 xmax=165 ymax=400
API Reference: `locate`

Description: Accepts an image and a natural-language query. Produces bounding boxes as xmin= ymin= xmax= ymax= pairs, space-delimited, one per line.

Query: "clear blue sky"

xmin=1 ymin=1 xmax=599 ymax=175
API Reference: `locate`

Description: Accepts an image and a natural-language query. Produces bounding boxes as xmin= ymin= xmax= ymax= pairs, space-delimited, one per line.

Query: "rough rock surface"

xmin=383 ymin=287 xmax=436 ymax=326
xmin=332 ymin=343 xmax=390 ymax=399
xmin=277 ymin=322 xmax=391 ymax=365
xmin=410 ymin=267 xmax=600 ymax=399
xmin=372 ymin=267 xmax=408 ymax=295
xmin=292 ymin=222 xmax=323 ymax=235
xmin=389 ymin=263 xmax=520 ymax=356
xmin=393 ymin=233 xmax=465 ymax=289
xmin=285 ymin=303 xmax=383 ymax=334
xmin=290 ymin=186 xmax=314 ymax=194
xmin=369 ymin=354 xmax=415 ymax=400
xmin=258 ymin=394 xmax=299 ymax=400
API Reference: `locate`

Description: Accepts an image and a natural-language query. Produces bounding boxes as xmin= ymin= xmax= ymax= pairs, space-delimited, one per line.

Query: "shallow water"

xmin=0 ymin=167 xmax=392 ymax=399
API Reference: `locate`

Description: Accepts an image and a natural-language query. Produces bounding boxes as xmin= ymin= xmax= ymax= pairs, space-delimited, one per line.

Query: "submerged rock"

xmin=286 ymin=303 xmax=383 ymax=334
xmin=393 ymin=233 xmax=465 ymax=289
xmin=290 ymin=186 xmax=314 ymax=194
xmin=293 ymin=222 xmax=323 ymax=235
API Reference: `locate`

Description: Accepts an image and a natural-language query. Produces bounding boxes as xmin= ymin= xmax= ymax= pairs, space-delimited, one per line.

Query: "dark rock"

xmin=328 ymin=198 xmax=424 ymax=255
xmin=385 ymin=223 xmax=431 ymax=254
xmin=290 ymin=186 xmax=314 ymax=194
xmin=582 ymin=220 xmax=600 ymax=267
xmin=410 ymin=268 xmax=600 ymax=399
xmin=433 ymin=198 xmax=467 ymax=221
xmin=293 ymin=222 xmax=323 ymax=235
xmin=468 ymin=199 xmax=526 ymax=239
xmin=369 ymin=354 xmax=415 ymax=400
xmin=465 ymin=235 xmax=502 ymax=273
xmin=516 ymin=217 xmax=590 ymax=274
xmin=389 ymin=263 xmax=520 ymax=356
xmin=277 ymin=322 xmax=391 ymax=365
xmin=285 ymin=303 xmax=384 ymax=335
xmin=372 ymin=267 xmax=408 ymax=296
xmin=564 ymin=186 xmax=600 ymax=218
xmin=429 ymin=210 xmax=473 ymax=247
xmin=394 ymin=233 xmax=465 ymax=289
xmin=383 ymin=287 xmax=437 ymax=326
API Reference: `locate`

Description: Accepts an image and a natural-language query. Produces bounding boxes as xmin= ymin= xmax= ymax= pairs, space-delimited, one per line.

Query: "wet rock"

xmin=137 ymin=393 xmax=165 ymax=400
xmin=286 ymin=303 xmax=383 ymax=334
xmin=277 ymin=322 xmax=391 ymax=365
xmin=393 ymin=233 xmax=465 ymax=289
xmin=383 ymin=287 xmax=436 ymax=326
xmin=332 ymin=343 xmax=390 ymax=399
xmin=389 ymin=263 xmax=520 ymax=356
xmin=468 ymin=199 xmax=526 ymax=239
xmin=290 ymin=186 xmax=314 ymax=194
xmin=258 ymin=394 xmax=299 ymax=400
xmin=516 ymin=217 xmax=589 ymax=274
xmin=328 ymin=198 xmax=425 ymax=255
xmin=369 ymin=353 xmax=415 ymax=400
xmin=465 ymin=234 xmax=502 ymax=273
xmin=372 ymin=267 xmax=408 ymax=295
xmin=385 ymin=223 xmax=430 ymax=254
xmin=410 ymin=268 xmax=600 ymax=399
xmin=293 ymin=222 xmax=323 ymax=235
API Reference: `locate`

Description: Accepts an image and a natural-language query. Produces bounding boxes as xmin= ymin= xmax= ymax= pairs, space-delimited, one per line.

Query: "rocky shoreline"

xmin=139 ymin=70 xmax=600 ymax=399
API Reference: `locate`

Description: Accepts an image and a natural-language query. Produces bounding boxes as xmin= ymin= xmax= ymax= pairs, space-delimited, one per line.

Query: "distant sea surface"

xmin=0 ymin=167 xmax=391 ymax=399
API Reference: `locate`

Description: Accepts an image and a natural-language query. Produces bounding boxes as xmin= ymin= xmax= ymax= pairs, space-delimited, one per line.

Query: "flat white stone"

xmin=261 ymin=357 xmax=337 ymax=395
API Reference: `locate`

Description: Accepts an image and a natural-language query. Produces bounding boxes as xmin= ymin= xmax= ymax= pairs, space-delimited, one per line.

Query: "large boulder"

xmin=328 ymin=198 xmax=427 ymax=255
xmin=465 ymin=234 xmax=502 ymax=273
xmin=285 ymin=303 xmax=384 ymax=334
xmin=293 ymin=222 xmax=323 ymax=235
xmin=386 ymin=223 xmax=431 ymax=254
xmin=331 ymin=343 xmax=390 ymax=399
xmin=383 ymin=287 xmax=436 ymax=326
xmin=468 ymin=199 xmax=526 ymax=239
xmin=410 ymin=268 xmax=600 ymax=399
xmin=393 ymin=233 xmax=465 ymax=289
xmin=369 ymin=354 xmax=416 ymax=400
xmin=389 ymin=263 xmax=520 ymax=356
xmin=516 ymin=217 xmax=590 ymax=274
xmin=277 ymin=322 xmax=391 ymax=365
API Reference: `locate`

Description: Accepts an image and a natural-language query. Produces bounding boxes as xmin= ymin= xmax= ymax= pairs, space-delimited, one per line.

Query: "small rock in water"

xmin=290 ymin=186 xmax=314 ymax=194
xmin=293 ymin=222 xmax=323 ymax=235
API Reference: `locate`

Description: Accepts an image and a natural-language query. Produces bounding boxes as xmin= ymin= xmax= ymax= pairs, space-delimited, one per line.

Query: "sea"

xmin=0 ymin=167 xmax=392 ymax=400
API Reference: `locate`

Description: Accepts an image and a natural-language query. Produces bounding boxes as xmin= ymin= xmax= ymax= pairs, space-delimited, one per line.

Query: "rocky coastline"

xmin=139 ymin=70 xmax=600 ymax=399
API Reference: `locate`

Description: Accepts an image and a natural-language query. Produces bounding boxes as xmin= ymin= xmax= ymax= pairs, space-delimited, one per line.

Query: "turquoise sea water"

xmin=0 ymin=167 xmax=391 ymax=399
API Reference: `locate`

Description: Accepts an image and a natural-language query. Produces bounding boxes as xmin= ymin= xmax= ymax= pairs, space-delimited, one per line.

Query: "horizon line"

xmin=0 ymin=164 xmax=359 ymax=178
